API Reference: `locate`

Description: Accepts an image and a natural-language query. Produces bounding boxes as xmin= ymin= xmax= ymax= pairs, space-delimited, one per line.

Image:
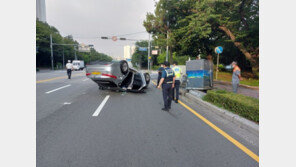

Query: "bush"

xmin=218 ymin=64 xmax=226 ymax=71
xmin=203 ymin=90 xmax=259 ymax=122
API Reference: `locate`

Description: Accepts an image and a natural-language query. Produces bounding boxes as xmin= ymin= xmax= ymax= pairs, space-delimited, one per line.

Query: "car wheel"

xmin=144 ymin=73 xmax=150 ymax=85
xmin=120 ymin=60 xmax=129 ymax=75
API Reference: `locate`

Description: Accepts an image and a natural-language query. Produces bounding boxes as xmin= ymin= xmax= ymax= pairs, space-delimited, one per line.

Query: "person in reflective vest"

xmin=157 ymin=61 xmax=175 ymax=111
xmin=172 ymin=62 xmax=182 ymax=103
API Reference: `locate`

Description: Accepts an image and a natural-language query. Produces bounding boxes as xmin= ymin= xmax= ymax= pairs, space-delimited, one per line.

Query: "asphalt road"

xmin=37 ymin=70 xmax=259 ymax=167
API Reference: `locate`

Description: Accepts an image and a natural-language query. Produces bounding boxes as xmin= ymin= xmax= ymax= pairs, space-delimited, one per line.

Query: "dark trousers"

xmin=173 ymin=80 xmax=180 ymax=101
xmin=162 ymin=83 xmax=173 ymax=109
xmin=157 ymin=76 xmax=161 ymax=86
xmin=67 ymin=69 xmax=72 ymax=79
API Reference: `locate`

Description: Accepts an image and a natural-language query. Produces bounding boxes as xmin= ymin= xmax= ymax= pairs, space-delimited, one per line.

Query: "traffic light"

xmin=101 ymin=37 xmax=108 ymax=39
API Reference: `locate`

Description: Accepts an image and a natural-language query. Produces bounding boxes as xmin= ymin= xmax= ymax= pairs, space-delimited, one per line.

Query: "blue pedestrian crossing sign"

xmin=215 ymin=46 xmax=223 ymax=54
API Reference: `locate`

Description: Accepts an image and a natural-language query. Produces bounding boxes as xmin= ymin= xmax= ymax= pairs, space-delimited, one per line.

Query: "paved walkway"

xmin=213 ymin=81 xmax=259 ymax=99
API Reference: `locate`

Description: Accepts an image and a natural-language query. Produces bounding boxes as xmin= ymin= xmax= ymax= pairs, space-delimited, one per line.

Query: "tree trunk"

xmin=219 ymin=25 xmax=259 ymax=74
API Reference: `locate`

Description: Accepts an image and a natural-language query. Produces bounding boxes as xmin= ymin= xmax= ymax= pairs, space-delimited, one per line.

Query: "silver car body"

xmin=86 ymin=60 xmax=150 ymax=92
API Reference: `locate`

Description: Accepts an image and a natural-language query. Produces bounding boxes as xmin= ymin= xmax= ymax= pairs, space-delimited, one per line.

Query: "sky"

xmin=46 ymin=0 xmax=156 ymax=59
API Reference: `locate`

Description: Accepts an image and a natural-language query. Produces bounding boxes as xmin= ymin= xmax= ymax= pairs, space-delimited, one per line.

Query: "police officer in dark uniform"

xmin=157 ymin=63 xmax=164 ymax=87
xmin=157 ymin=61 xmax=175 ymax=111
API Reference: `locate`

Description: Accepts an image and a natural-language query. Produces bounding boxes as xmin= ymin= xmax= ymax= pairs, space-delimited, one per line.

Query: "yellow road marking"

xmin=36 ymin=74 xmax=84 ymax=83
xmin=151 ymin=80 xmax=259 ymax=163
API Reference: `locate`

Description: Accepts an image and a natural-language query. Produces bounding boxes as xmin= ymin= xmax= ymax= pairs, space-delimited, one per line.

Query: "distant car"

xmin=225 ymin=64 xmax=233 ymax=71
xmin=86 ymin=60 xmax=150 ymax=92
xmin=72 ymin=60 xmax=85 ymax=70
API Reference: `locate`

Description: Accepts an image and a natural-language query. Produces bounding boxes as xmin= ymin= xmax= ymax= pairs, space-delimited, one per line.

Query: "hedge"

xmin=203 ymin=90 xmax=259 ymax=122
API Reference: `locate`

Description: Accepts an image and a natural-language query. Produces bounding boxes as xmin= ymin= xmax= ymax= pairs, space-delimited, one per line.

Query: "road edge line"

xmin=151 ymin=80 xmax=259 ymax=163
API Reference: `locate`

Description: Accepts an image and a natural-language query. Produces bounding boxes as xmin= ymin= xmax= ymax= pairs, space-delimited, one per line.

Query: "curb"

xmin=214 ymin=80 xmax=259 ymax=90
xmin=179 ymin=89 xmax=259 ymax=135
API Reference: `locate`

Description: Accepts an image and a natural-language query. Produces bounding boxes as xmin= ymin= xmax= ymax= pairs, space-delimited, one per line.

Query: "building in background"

xmin=124 ymin=45 xmax=136 ymax=61
xmin=36 ymin=0 xmax=46 ymax=22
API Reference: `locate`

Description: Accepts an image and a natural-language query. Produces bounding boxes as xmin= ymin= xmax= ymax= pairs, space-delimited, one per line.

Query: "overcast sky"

xmin=46 ymin=0 xmax=156 ymax=59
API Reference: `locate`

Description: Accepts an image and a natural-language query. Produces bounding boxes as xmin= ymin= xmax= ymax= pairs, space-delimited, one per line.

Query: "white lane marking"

xmin=92 ymin=95 xmax=110 ymax=117
xmin=83 ymin=78 xmax=89 ymax=81
xmin=63 ymin=102 xmax=71 ymax=105
xmin=45 ymin=84 xmax=71 ymax=94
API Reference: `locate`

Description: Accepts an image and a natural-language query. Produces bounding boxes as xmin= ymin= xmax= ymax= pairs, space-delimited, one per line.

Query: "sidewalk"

xmin=213 ymin=81 xmax=259 ymax=99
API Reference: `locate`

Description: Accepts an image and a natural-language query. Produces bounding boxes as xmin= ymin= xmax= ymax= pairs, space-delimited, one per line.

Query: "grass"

xmin=214 ymin=71 xmax=259 ymax=87
xmin=203 ymin=89 xmax=259 ymax=123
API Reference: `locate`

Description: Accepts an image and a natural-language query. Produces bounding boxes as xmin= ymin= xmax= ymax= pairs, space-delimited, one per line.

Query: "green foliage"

xmin=157 ymin=52 xmax=166 ymax=65
xmin=203 ymin=90 xmax=259 ymax=122
xmin=172 ymin=53 xmax=189 ymax=65
xmin=218 ymin=64 xmax=225 ymax=71
xmin=131 ymin=41 xmax=149 ymax=68
xmin=36 ymin=20 xmax=112 ymax=68
xmin=143 ymin=0 xmax=259 ymax=73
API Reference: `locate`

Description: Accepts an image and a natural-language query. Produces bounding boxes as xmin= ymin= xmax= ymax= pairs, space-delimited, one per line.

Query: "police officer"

xmin=157 ymin=63 xmax=164 ymax=87
xmin=172 ymin=62 xmax=182 ymax=103
xmin=66 ymin=60 xmax=73 ymax=79
xmin=157 ymin=61 xmax=175 ymax=111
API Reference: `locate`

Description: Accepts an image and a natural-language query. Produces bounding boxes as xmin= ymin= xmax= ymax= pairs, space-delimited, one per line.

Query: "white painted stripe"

xmin=92 ymin=95 xmax=110 ymax=117
xmin=45 ymin=84 xmax=71 ymax=94
xmin=83 ymin=78 xmax=89 ymax=81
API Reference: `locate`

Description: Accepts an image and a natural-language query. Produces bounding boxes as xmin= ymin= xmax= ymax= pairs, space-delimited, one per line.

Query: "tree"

xmin=36 ymin=20 xmax=113 ymax=68
xmin=143 ymin=0 xmax=259 ymax=74
xmin=131 ymin=41 xmax=149 ymax=69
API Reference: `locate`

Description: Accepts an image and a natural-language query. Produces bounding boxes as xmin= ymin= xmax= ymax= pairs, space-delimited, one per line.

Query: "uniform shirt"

xmin=158 ymin=67 xmax=165 ymax=78
xmin=172 ymin=66 xmax=182 ymax=80
xmin=66 ymin=63 xmax=73 ymax=70
xmin=232 ymin=70 xmax=241 ymax=84
xmin=161 ymin=67 xmax=175 ymax=78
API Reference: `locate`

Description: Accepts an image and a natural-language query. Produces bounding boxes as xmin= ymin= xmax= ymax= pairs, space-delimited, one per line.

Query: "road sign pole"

xmin=216 ymin=53 xmax=220 ymax=80
xmin=50 ymin=34 xmax=54 ymax=70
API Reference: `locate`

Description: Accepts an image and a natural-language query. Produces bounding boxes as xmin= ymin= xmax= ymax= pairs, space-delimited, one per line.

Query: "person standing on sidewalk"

xmin=172 ymin=62 xmax=182 ymax=103
xmin=157 ymin=63 xmax=165 ymax=87
xmin=157 ymin=61 xmax=175 ymax=111
xmin=66 ymin=60 xmax=73 ymax=79
xmin=231 ymin=61 xmax=242 ymax=93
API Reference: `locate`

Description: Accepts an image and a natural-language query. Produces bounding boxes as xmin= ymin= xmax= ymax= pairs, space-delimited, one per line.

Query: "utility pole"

xmin=148 ymin=33 xmax=151 ymax=71
xmin=62 ymin=46 xmax=65 ymax=69
xmin=50 ymin=34 xmax=54 ymax=70
xmin=74 ymin=45 xmax=77 ymax=60
xmin=166 ymin=23 xmax=169 ymax=62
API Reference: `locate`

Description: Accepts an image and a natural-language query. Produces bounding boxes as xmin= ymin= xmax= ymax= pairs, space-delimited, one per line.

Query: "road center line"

xmin=151 ymin=80 xmax=259 ymax=163
xmin=92 ymin=95 xmax=110 ymax=117
xmin=36 ymin=73 xmax=84 ymax=83
xmin=45 ymin=84 xmax=71 ymax=94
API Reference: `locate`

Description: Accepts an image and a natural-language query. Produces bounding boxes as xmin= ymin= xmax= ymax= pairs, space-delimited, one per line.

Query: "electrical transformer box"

xmin=185 ymin=59 xmax=213 ymax=90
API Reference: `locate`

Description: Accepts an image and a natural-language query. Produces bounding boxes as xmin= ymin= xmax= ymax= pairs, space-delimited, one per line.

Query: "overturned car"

xmin=86 ymin=60 xmax=150 ymax=92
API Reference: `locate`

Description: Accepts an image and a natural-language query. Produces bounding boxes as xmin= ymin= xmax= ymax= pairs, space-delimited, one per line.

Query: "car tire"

xmin=120 ymin=60 xmax=129 ymax=75
xmin=144 ymin=73 xmax=150 ymax=85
